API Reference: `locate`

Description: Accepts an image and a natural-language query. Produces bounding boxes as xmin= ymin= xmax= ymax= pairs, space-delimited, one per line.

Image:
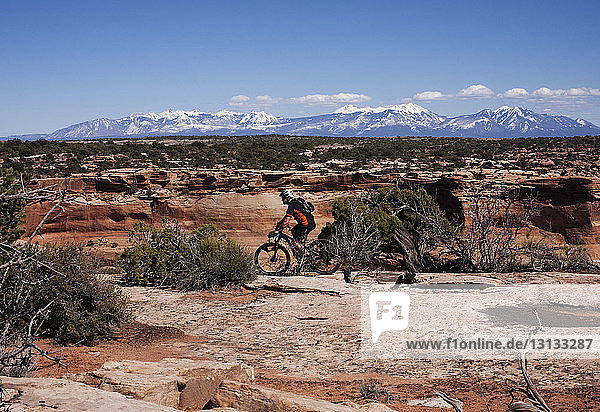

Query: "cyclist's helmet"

xmin=279 ymin=189 xmax=295 ymax=202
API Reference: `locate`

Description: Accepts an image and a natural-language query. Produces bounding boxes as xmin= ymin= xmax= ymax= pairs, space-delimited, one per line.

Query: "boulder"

xmin=75 ymin=358 xmax=254 ymax=410
xmin=210 ymin=379 xmax=361 ymax=412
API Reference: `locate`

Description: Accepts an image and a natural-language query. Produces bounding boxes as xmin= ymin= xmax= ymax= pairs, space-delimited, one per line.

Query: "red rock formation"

xmin=525 ymin=177 xmax=600 ymax=252
xmin=23 ymin=169 xmax=600 ymax=258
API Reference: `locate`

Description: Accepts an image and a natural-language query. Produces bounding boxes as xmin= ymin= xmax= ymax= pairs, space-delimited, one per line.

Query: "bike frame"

xmin=269 ymin=231 xmax=304 ymax=260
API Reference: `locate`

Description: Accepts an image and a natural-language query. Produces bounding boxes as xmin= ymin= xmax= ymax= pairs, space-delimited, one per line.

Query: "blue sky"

xmin=1 ymin=0 xmax=599 ymax=135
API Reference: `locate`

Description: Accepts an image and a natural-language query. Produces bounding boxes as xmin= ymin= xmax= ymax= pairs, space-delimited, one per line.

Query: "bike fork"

xmin=270 ymin=246 xmax=279 ymax=262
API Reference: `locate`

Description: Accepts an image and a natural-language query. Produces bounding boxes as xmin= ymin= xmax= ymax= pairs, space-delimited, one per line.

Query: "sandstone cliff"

xmin=24 ymin=168 xmax=600 ymax=258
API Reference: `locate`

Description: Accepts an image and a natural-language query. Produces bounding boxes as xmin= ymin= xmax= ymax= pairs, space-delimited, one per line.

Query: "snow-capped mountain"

xmin=264 ymin=103 xmax=445 ymax=137
xmin=441 ymin=106 xmax=599 ymax=137
xmin=46 ymin=110 xmax=285 ymax=139
xmin=9 ymin=105 xmax=600 ymax=140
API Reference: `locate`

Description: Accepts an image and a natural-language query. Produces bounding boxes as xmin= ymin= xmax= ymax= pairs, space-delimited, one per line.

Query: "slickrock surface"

xmin=126 ymin=275 xmax=600 ymax=385
xmin=25 ymin=273 xmax=600 ymax=411
xmin=0 ymin=376 xmax=181 ymax=412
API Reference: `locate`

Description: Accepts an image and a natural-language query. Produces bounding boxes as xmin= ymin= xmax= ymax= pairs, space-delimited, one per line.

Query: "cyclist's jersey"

xmin=286 ymin=199 xmax=313 ymax=226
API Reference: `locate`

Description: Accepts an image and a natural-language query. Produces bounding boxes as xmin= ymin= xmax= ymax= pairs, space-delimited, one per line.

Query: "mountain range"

xmin=6 ymin=104 xmax=600 ymax=140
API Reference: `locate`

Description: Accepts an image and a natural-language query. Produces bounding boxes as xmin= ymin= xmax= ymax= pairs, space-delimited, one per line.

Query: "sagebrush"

xmin=322 ymin=185 xmax=599 ymax=274
xmin=1 ymin=243 xmax=129 ymax=375
xmin=119 ymin=220 xmax=255 ymax=290
xmin=1 ymin=168 xmax=129 ymax=376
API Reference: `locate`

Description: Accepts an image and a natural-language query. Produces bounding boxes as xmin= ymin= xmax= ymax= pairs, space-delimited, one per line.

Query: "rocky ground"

xmin=15 ymin=272 xmax=599 ymax=411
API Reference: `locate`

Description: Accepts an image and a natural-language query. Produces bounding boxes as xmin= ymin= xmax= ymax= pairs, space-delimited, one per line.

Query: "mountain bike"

xmin=254 ymin=231 xmax=341 ymax=276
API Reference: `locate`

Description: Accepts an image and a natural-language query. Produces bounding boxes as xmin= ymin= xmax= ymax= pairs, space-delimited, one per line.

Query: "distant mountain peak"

xmin=240 ymin=111 xmax=280 ymax=124
xmin=385 ymin=102 xmax=430 ymax=114
xmin=333 ymin=104 xmax=363 ymax=114
xmin=332 ymin=102 xmax=430 ymax=115
xmin=215 ymin=109 xmax=241 ymax=117
xmin=493 ymin=105 xmax=530 ymax=115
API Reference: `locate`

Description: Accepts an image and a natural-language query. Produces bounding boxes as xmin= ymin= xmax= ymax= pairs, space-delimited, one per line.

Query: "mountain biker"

xmin=275 ymin=189 xmax=316 ymax=250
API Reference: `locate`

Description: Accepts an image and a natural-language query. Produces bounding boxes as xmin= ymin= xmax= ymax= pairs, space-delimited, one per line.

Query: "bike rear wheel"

xmin=254 ymin=242 xmax=291 ymax=275
xmin=308 ymin=239 xmax=341 ymax=275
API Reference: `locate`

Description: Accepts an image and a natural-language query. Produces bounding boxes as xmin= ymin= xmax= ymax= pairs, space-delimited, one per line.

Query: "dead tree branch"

xmin=328 ymin=201 xmax=382 ymax=283
xmin=435 ymin=391 xmax=464 ymax=412
xmin=0 ymin=177 xmax=74 ymax=377
xmin=507 ymin=354 xmax=552 ymax=412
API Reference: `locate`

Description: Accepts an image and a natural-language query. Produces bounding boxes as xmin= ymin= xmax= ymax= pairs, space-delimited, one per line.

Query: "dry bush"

xmin=525 ymin=241 xmax=598 ymax=273
xmin=452 ymin=186 xmax=536 ymax=272
xmin=408 ymin=184 xmax=598 ymax=273
xmin=1 ymin=169 xmax=128 ymax=377
xmin=327 ymin=200 xmax=381 ymax=282
xmin=399 ymin=184 xmax=538 ymax=272
xmin=119 ymin=220 xmax=255 ymax=290
xmin=359 ymin=379 xmax=392 ymax=403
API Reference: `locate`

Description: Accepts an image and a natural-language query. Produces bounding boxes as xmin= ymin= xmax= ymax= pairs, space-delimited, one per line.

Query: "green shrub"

xmin=321 ymin=187 xmax=453 ymax=256
xmin=1 ymin=243 xmax=129 ymax=348
xmin=119 ymin=220 xmax=255 ymax=290
xmin=29 ymin=244 xmax=130 ymax=344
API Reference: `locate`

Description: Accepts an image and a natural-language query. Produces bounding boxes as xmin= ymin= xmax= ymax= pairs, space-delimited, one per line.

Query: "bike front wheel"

xmin=308 ymin=239 xmax=341 ymax=275
xmin=254 ymin=242 xmax=291 ymax=275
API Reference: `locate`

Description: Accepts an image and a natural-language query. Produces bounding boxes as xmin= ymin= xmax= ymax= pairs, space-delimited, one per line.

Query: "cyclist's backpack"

xmin=297 ymin=198 xmax=315 ymax=215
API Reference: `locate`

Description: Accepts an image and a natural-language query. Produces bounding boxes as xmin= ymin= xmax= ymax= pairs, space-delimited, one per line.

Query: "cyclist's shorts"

xmin=291 ymin=220 xmax=316 ymax=242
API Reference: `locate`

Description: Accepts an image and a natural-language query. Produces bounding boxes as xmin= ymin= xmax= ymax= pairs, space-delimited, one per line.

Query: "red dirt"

xmin=34 ymin=322 xmax=206 ymax=377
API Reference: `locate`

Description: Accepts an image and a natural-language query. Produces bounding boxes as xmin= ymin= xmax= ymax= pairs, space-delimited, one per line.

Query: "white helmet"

xmin=279 ymin=189 xmax=295 ymax=201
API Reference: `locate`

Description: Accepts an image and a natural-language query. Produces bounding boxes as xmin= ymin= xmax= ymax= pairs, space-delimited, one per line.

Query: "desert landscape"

xmin=2 ymin=135 xmax=600 ymax=411
xmin=2 ymin=2 xmax=600 ymax=410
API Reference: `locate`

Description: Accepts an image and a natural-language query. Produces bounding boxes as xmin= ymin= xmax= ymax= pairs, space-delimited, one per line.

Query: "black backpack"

xmin=297 ymin=198 xmax=315 ymax=215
